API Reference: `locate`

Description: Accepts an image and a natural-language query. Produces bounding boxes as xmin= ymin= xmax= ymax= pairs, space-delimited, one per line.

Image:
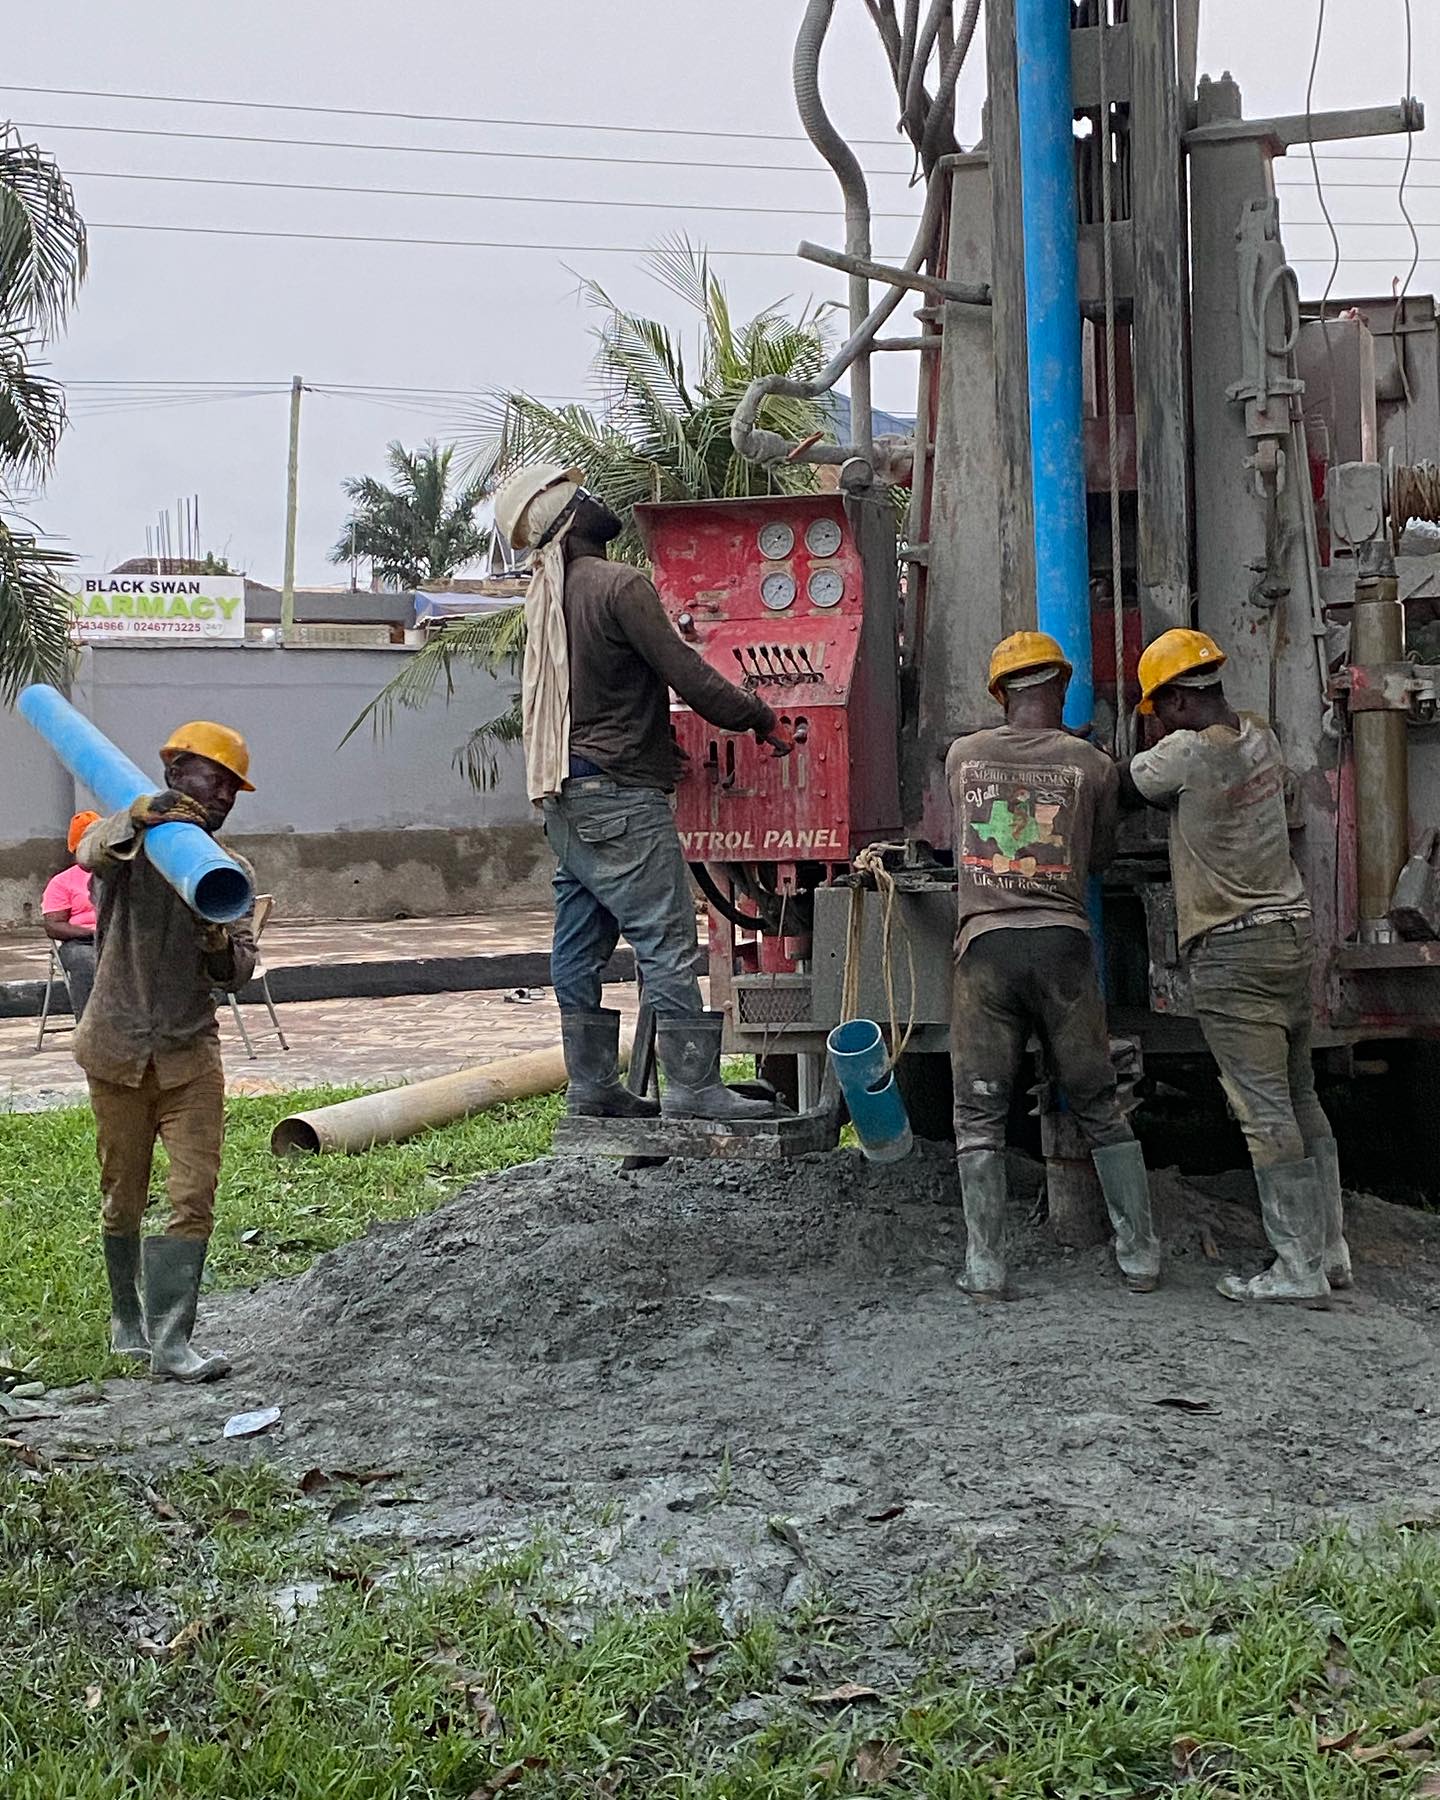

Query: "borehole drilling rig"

xmin=562 ymin=0 xmax=1440 ymax=1182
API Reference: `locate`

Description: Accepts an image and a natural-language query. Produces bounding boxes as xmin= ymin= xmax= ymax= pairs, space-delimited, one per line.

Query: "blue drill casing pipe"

xmin=1016 ymin=0 xmax=1093 ymax=729
xmin=17 ymin=684 xmax=254 ymax=924
xmin=826 ymin=1017 xmax=914 ymax=1163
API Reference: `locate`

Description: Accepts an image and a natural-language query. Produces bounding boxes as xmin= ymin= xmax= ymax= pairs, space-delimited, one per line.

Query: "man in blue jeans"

xmin=495 ymin=462 xmax=792 ymax=1120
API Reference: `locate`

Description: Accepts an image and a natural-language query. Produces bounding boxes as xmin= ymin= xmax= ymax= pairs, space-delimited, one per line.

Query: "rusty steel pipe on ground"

xmin=270 ymin=1028 xmax=634 ymax=1156
xmin=1352 ymin=551 xmax=1410 ymax=942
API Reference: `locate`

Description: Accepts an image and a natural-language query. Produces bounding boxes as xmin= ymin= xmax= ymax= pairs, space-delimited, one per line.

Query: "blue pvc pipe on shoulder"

xmin=1016 ymin=0 xmax=1092 ymax=730
xmin=17 ymin=684 xmax=253 ymax=923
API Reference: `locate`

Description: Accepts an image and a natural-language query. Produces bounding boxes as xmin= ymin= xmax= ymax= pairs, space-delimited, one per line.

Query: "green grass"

xmin=0 ymin=1086 xmax=561 ymax=1389
xmin=5 ymin=1451 xmax=1440 ymax=1797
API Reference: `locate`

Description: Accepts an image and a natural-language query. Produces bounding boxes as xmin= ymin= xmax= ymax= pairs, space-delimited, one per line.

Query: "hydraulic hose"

xmin=730 ymin=174 xmax=945 ymax=472
xmin=691 ymin=860 xmax=772 ymax=932
xmin=794 ymin=0 xmax=874 ymax=457
xmin=919 ymin=0 xmax=978 ymax=173
xmin=903 ymin=0 xmax=951 ymax=147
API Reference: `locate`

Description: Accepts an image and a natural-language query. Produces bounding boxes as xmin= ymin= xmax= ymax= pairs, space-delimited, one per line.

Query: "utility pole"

xmin=280 ymin=375 xmax=303 ymax=639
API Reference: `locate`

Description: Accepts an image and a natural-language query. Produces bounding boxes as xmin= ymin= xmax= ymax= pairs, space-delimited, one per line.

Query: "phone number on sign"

xmin=71 ymin=619 xmax=219 ymax=636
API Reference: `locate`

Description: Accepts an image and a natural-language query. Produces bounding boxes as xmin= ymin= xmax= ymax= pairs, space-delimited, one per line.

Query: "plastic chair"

xmin=222 ymin=894 xmax=290 ymax=1058
xmin=34 ymin=944 xmax=76 ymax=1051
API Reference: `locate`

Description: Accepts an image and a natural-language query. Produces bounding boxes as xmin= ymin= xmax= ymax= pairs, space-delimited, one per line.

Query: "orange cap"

xmin=67 ymin=810 xmax=100 ymax=855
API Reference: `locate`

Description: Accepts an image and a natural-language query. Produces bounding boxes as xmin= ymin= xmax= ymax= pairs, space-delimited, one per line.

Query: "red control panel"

xmin=636 ymin=492 xmax=898 ymax=869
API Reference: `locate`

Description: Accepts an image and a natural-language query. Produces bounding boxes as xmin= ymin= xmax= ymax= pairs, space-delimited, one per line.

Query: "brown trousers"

xmin=951 ymin=925 xmax=1133 ymax=1155
xmin=88 ymin=1064 xmax=225 ymax=1240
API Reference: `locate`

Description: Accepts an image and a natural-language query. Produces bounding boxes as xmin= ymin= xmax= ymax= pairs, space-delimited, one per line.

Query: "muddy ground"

xmin=24 ymin=1145 xmax=1440 ymax=1675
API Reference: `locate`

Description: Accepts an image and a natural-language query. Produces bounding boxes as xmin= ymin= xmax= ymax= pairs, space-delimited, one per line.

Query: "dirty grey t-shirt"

xmin=946 ymin=726 xmax=1119 ymax=957
xmin=1129 ymin=712 xmax=1307 ymax=948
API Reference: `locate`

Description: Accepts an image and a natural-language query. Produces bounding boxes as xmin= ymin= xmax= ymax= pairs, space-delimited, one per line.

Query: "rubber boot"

xmin=141 ymin=1235 xmax=231 ymax=1383
xmin=657 ymin=1013 xmax=786 ymax=1120
xmin=1216 ymin=1158 xmax=1331 ymax=1305
xmin=102 ymin=1233 xmax=149 ymax=1359
xmin=956 ymin=1149 xmax=1009 ymax=1298
xmin=560 ymin=1009 xmax=659 ymax=1118
xmin=1308 ymin=1135 xmax=1353 ymax=1290
xmin=1092 ymin=1141 xmax=1162 ymax=1293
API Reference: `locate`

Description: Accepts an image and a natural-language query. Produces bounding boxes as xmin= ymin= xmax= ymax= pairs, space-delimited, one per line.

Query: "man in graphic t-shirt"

xmin=1125 ymin=627 xmax=1346 ymax=1306
xmin=944 ymin=632 xmax=1159 ymax=1300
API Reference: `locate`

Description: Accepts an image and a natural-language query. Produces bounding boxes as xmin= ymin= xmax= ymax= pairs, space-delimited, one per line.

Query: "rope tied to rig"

xmin=840 ymin=844 xmax=918 ymax=1076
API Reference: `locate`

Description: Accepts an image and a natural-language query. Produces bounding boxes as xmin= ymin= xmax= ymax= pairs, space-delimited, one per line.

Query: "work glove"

xmin=129 ymin=790 xmax=210 ymax=831
xmin=199 ymin=923 xmax=230 ymax=955
xmin=759 ymin=722 xmax=796 ymax=758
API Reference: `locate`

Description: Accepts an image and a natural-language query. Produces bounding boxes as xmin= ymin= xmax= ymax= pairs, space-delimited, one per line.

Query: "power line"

xmin=66 ymin=165 xmax=924 ymax=221
xmin=1276 ymin=177 xmax=1440 ymax=191
xmin=0 ymin=82 xmax=915 ymax=151
xmin=64 ymin=379 xmax=589 ymax=400
xmin=15 ymin=117 xmax=916 ymax=179
xmin=84 ymin=219 xmax=894 ymax=258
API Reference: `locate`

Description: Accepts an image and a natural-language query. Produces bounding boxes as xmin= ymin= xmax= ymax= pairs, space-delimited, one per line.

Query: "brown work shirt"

xmin=947 ymin=726 xmax=1119 ymax=957
xmin=73 ymin=808 xmax=257 ymax=1087
xmin=1129 ymin=712 xmax=1308 ymax=948
xmin=564 ymin=554 xmax=775 ymax=790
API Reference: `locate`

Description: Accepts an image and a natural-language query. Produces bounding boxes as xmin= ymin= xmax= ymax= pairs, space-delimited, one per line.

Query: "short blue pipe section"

xmin=826 ymin=1018 xmax=914 ymax=1163
xmin=1016 ymin=0 xmax=1092 ymax=730
xmin=18 ymin=685 xmax=254 ymax=923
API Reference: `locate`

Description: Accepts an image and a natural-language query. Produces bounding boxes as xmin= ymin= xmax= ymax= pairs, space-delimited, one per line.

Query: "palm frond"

xmin=342 ymin=603 xmax=526 ymax=746
xmin=0 ymin=130 xmax=86 ymax=335
xmin=0 ymin=506 xmax=76 ymax=702
xmin=453 ymin=699 xmax=524 ymax=791
xmin=0 ymin=332 xmax=65 ymax=475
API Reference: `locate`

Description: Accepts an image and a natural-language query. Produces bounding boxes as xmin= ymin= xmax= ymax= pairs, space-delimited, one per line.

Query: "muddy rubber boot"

xmin=1216 ymin=1158 xmax=1331 ymax=1305
xmin=956 ymin=1149 xmax=1009 ymax=1299
xmin=1308 ymin=1135 xmax=1353 ymax=1290
xmin=657 ymin=1013 xmax=786 ymax=1120
xmin=1092 ymin=1141 xmax=1162 ymax=1293
xmin=102 ymin=1233 xmax=149 ymax=1360
xmin=141 ymin=1234 xmax=231 ymax=1383
xmin=560 ymin=1009 xmax=659 ymax=1118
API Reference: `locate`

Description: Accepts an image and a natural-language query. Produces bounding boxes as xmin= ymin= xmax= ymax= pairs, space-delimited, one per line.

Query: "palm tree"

xmin=464 ymin=239 xmax=838 ymax=565
xmin=354 ymin=241 xmax=837 ymax=787
xmin=330 ymin=439 xmax=490 ymax=589
xmin=0 ymin=125 xmax=87 ymax=702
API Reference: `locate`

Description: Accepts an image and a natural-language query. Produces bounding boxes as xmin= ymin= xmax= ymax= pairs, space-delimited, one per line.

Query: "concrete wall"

xmin=0 ymin=644 xmax=549 ymax=927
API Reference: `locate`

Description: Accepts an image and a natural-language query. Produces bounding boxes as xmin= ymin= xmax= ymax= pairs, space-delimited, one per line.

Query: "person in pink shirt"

xmin=43 ymin=811 xmax=101 ymax=1019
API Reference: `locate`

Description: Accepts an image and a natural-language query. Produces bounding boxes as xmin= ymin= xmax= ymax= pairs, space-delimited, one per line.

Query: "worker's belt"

xmin=1199 ymin=905 xmax=1312 ymax=942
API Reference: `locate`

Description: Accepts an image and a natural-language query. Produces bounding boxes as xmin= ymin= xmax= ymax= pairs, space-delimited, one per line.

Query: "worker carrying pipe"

xmin=494 ymin=463 xmax=793 ymax=1121
xmin=1123 ymin=629 xmax=1351 ymax=1306
xmin=72 ymin=721 xmax=260 ymax=1382
xmin=947 ymin=632 xmax=1160 ymax=1300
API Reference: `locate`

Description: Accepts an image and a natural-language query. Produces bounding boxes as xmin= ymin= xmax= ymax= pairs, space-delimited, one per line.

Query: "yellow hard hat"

xmin=987 ymin=630 xmax=1073 ymax=700
xmin=1136 ymin=628 xmax=1226 ymax=714
xmin=160 ymin=721 xmax=255 ymax=791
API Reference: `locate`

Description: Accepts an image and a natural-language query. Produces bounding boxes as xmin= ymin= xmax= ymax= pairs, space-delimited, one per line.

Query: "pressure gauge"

xmin=757 ymin=520 xmax=795 ymax=560
xmin=761 ymin=571 xmax=797 ymax=611
xmin=805 ymin=517 xmax=843 ymax=557
xmin=807 ymin=567 xmax=844 ymax=608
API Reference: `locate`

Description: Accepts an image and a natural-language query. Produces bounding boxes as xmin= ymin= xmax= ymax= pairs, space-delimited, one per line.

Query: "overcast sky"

xmin=5 ymin=0 xmax=1436 ymax=584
